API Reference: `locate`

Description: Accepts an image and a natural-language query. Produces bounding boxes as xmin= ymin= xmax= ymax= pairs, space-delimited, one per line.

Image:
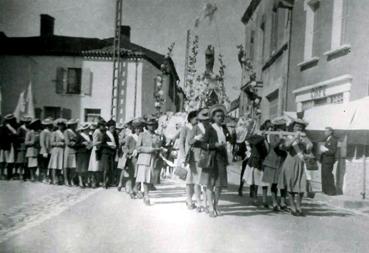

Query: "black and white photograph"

xmin=0 ymin=0 xmax=369 ymax=252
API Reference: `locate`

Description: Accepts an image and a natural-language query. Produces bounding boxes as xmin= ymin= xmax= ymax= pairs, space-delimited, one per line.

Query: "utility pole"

xmin=183 ymin=29 xmax=190 ymax=91
xmin=111 ymin=0 xmax=123 ymax=121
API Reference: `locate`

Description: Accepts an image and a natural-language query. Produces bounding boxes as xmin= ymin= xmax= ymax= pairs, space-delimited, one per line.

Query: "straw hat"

xmin=67 ymin=119 xmax=79 ymax=126
xmin=77 ymin=123 xmax=90 ymax=131
xmin=42 ymin=118 xmax=53 ymax=125
xmin=209 ymin=104 xmax=227 ymax=117
xmin=20 ymin=115 xmax=32 ymax=124
xmin=54 ymin=118 xmax=67 ymax=126
xmin=197 ymin=108 xmax=210 ymax=121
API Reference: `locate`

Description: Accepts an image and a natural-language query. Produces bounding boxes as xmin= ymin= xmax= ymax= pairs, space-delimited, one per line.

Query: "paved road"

xmin=0 ymin=179 xmax=368 ymax=253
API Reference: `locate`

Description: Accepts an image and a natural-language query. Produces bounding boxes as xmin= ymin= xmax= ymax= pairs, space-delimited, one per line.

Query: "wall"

xmin=80 ymin=59 xmax=113 ymax=122
xmin=287 ymin=0 xmax=369 ymax=111
xmin=242 ymin=0 xmax=290 ymax=121
xmin=0 ymin=55 xmax=83 ymax=119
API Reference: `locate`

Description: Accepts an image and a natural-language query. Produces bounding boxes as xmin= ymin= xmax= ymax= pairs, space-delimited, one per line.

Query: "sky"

xmin=0 ymin=0 xmax=248 ymax=100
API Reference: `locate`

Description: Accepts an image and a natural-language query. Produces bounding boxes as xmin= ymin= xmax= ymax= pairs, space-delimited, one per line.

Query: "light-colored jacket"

xmin=51 ymin=130 xmax=65 ymax=148
xmin=40 ymin=128 xmax=52 ymax=155
xmin=64 ymin=129 xmax=77 ymax=154
xmin=136 ymin=131 xmax=161 ymax=166
xmin=25 ymin=130 xmax=40 ymax=157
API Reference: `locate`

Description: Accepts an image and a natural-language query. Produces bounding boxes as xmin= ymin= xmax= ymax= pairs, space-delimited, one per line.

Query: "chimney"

xmin=120 ymin=25 xmax=131 ymax=41
xmin=40 ymin=14 xmax=55 ymax=37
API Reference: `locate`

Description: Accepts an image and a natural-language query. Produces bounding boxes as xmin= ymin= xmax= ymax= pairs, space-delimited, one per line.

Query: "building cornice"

xmin=293 ymin=74 xmax=352 ymax=94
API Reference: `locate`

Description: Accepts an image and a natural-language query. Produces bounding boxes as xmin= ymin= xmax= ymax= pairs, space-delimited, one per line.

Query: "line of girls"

xmin=235 ymin=117 xmax=314 ymax=216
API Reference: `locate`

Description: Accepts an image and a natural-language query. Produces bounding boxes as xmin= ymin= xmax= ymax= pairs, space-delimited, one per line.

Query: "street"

xmin=1 ymin=176 xmax=368 ymax=253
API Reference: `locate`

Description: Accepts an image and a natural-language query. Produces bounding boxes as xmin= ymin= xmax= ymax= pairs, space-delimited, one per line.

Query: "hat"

xmin=67 ymin=119 xmax=79 ymax=126
xmin=145 ymin=115 xmax=158 ymax=125
xmin=77 ymin=123 xmax=90 ymax=131
xmin=325 ymin=126 xmax=334 ymax=131
xmin=54 ymin=118 xmax=67 ymax=125
xmin=106 ymin=119 xmax=116 ymax=127
xmin=132 ymin=118 xmax=144 ymax=128
xmin=4 ymin=114 xmax=15 ymax=121
xmin=41 ymin=118 xmax=53 ymax=125
xmin=29 ymin=119 xmax=41 ymax=130
xmin=20 ymin=115 xmax=32 ymax=123
xmin=197 ymin=108 xmax=210 ymax=121
xmin=90 ymin=123 xmax=97 ymax=129
xmin=209 ymin=104 xmax=227 ymax=117
xmin=116 ymin=123 xmax=125 ymax=130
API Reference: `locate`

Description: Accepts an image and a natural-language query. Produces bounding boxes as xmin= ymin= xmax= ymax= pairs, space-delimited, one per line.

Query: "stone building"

xmin=0 ymin=14 xmax=183 ymax=123
xmin=240 ymin=0 xmax=292 ymax=121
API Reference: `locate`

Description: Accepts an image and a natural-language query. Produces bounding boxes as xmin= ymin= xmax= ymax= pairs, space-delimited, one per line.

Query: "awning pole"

xmin=362 ymin=146 xmax=366 ymax=199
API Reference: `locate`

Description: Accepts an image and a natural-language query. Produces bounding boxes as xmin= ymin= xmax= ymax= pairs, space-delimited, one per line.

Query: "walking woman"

xmin=198 ymin=105 xmax=229 ymax=218
xmin=243 ymin=123 xmax=269 ymax=207
xmin=278 ymin=119 xmax=312 ymax=216
xmin=135 ymin=116 xmax=163 ymax=205
xmin=48 ymin=119 xmax=66 ymax=185
xmin=101 ymin=120 xmax=118 ymax=189
xmin=75 ymin=124 xmax=92 ymax=188
xmin=180 ymin=110 xmax=199 ymax=210
xmin=88 ymin=120 xmax=105 ymax=188
xmin=64 ymin=119 xmax=78 ymax=186
xmin=25 ymin=119 xmax=41 ymax=181
xmin=118 ymin=119 xmax=141 ymax=197
xmin=16 ymin=116 xmax=31 ymax=180
xmin=261 ymin=122 xmax=288 ymax=211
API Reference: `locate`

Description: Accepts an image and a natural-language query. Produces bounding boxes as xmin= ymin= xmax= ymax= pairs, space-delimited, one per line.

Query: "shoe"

xmin=196 ymin=206 xmax=203 ymax=213
xmin=136 ymin=192 xmax=144 ymax=199
xmin=272 ymin=205 xmax=279 ymax=212
xmin=186 ymin=202 xmax=196 ymax=210
xmin=214 ymin=208 xmax=222 ymax=216
xmin=117 ymin=186 xmax=122 ymax=192
xmin=280 ymin=205 xmax=289 ymax=212
xmin=296 ymin=210 xmax=305 ymax=217
xmin=144 ymin=198 xmax=151 ymax=206
xmin=290 ymin=210 xmax=298 ymax=216
xmin=130 ymin=193 xmax=136 ymax=199
xmin=204 ymin=207 xmax=209 ymax=214
xmin=263 ymin=203 xmax=269 ymax=209
xmin=209 ymin=211 xmax=217 ymax=218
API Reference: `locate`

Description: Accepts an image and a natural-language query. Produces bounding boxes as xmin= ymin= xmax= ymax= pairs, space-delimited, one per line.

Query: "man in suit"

xmin=321 ymin=127 xmax=338 ymax=195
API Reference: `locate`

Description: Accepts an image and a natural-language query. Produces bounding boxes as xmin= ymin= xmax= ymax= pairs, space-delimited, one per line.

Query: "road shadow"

xmin=151 ymin=181 xmax=354 ymax=218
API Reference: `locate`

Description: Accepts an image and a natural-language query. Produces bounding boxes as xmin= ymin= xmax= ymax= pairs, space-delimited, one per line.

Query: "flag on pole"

xmin=13 ymin=82 xmax=35 ymax=120
xmin=13 ymin=91 xmax=26 ymax=120
xmin=25 ymin=82 xmax=35 ymax=118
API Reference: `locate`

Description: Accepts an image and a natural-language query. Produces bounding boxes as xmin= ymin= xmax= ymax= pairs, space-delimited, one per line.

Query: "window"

xmin=260 ymin=15 xmax=266 ymax=63
xmin=66 ymin=68 xmax=82 ymax=94
xmin=267 ymin=90 xmax=279 ymax=119
xmin=250 ymin=30 xmax=255 ymax=61
xmin=271 ymin=8 xmax=278 ymax=54
xmin=44 ymin=106 xmax=61 ymax=119
xmin=84 ymin=108 xmax=101 ymax=122
xmin=303 ymin=0 xmax=320 ymax=59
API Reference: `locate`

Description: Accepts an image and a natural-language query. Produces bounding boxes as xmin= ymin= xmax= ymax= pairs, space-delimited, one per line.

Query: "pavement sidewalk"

xmin=227 ymin=161 xmax=369 ymax=216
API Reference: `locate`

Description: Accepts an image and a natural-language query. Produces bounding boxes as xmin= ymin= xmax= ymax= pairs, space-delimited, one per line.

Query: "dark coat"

xmin=0 ymin=125 xmax=17 ymax=150
xmin=321 ymin=135 xmax=338 ymax=164
xmin=247 ymin=134 xmax=268 ymax=170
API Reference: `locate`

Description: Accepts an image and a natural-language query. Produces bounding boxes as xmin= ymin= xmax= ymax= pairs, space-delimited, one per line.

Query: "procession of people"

xmin=0 ymin=104 xmax=336 ymax=218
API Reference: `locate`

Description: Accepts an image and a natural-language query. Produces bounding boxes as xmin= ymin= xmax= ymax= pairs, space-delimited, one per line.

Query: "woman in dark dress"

xmin=278 ymin=119 xmax=312 ymax=216
xmin=75 ymin=124 xmax=92 ymax=188
xmin=262 ymin=123 xmax=288 ymax=211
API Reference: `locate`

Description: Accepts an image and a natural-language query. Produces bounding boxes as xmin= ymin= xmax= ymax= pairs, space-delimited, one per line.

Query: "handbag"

xmin=304 ymin=154 xmax=319 ymax=171
xmin=198 ymin=150 xmax=215 ymax=169
xmin=174 ymin=166 xmax=188 ymax=180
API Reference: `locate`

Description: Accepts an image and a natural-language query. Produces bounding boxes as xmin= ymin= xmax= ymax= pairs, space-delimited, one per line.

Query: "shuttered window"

xmin=55 ymin=67 xmax=66 ymax=94
xmin=66 ymin=68 xmax=82 ymax=94
xmin=81 ymin=68 xmax=93 ymax=96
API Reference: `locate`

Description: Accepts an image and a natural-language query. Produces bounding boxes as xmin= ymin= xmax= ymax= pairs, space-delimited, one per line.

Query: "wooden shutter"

xmin=81 ymin=68 xmax=93 ymax=95
xmin=55 ymin=67 xmax=66 ymax=94
xmin=62 ymin=108 xmax=72 ymax=119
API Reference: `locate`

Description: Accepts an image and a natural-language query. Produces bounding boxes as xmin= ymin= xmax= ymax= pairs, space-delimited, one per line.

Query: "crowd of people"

xmin=0 ymin=104 xmax=337 ymax=218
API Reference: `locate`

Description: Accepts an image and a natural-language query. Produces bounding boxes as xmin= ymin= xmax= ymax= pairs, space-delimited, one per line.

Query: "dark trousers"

xmin=102 ymin=153 xmax=114 ymax=186
xmin=321 ymin=162 xmax=336 ymax=195
xmin=39 ymin=155 xmax=50 ymax=179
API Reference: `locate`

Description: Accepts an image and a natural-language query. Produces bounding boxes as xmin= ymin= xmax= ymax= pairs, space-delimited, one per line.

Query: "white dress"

xmin=88 ymin=129 xmax=102 ymax=172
